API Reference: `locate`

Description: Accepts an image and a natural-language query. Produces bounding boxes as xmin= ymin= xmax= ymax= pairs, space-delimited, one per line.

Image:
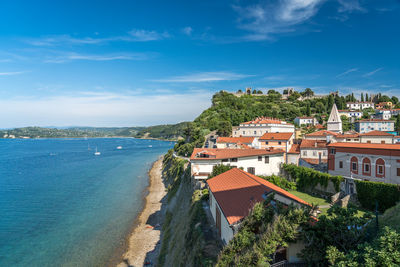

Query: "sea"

xmin=0 ymin=138 xmax=173 ymax=267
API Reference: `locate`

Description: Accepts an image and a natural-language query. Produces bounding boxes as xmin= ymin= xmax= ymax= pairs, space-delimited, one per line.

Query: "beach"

xmin=118 ymin=156 xmax=166 ymax=267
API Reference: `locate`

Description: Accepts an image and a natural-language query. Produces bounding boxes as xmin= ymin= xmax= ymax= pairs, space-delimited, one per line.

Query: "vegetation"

xmin=208 ymin=164 xmax=236 ymax=179
xmin=355 ymin=180 xmax=400 ymax=213
xmin=258 ymin=175 xmax=297 ymax=190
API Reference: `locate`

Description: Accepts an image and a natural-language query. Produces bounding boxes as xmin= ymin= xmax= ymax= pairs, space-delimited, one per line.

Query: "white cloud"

xmin=337 ymin=0 xmax=366 ymax=13
xmin=336 ymin=68 xmax=358 ymax=77
xmin=44 ymin=52 xmax=150 ymax=63
xmin=233 ymin=0 xmax=324 ymax=40
xmin=363 ymin=68 xmax=383 ymax=77
xmin=0 ymin=71 xmax=25 ymax=76
xmin=128 ymin=29 xmax=170 ymax=41
xmin=153 ymin=71 xmax=254 ymax=82
xmin=182 ymin=26 xmax=193 ymax=36
xmin=0 ymin=91 xmax=212 ymax=128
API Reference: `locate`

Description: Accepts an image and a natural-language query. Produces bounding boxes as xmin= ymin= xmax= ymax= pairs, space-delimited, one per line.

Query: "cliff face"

xmin=157 ymin=150 xmax=221 ymax=267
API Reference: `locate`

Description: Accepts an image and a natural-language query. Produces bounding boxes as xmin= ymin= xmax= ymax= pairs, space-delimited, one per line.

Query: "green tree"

xmin=252 ymin=89 xmax=257 ymax=94
xmin=361 ymin=93 xmax=364 ymax=102
xmin=351 ymin=93 xmax=355 ymax=102
xmin=288 ymin=91 xmax=301 ymax=101
xmin=392 ymin=96 xmax=399 ymax=105
xmin=306 ymin=103 xmax=311 ymax=116
xmin=209 ymin=164 xmax=235 ymax=178
xmin=256 ymin=90 xmax=263 ymax=94
xmin=365 ymin=93 xmax=369 ymax=102
xmin=216 ymin=120 xmax=232 ymax=137
xmin=237 ymin=89 xmax=242 ymax=93
xmin=396 ymin=115 xmax=400 ymax=133
xmin=302 ymin=88 xmax=314 ymax=97
xmin=341 ymin=115 xmax=350 ymax=131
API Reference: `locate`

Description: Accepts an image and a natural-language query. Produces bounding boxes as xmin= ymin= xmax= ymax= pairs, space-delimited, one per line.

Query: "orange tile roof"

xmin=336 ymin=133 xmax=360 ymax=138
xmin=305 ymin=130 xmax=339 ymax=137
xmin=288 ymin=144 xmax=300 ymax=154
xmin=207 ymin=168 xmax=310 ymax=225
xmin=328 ymin=142 xmax=400 ymax=150
xmin=216 ymin=136 xmax=255 ymax=144
xmin=259 ymin=132 xmax=293 ymax=141
xmin=300 ymin=139 xmax=327 ymax=148
xmin=301 ymin=158 xmax=328 ymax=165
xmin=241 ymin=117 xmax=292 ymax=125
xmin=360 ymin=130 xmax=394 ymax=136
xmin=190 ymin=148 xmax=284 ymax=160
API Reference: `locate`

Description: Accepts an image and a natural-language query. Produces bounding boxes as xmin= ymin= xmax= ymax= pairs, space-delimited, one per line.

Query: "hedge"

xmin=355 ymin=180 xmax=400 ymax=213
xmin=282 ymin=164 xmax=344 ymax=192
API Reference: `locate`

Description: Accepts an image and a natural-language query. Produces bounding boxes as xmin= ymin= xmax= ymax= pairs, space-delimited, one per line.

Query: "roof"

xmin=328 ymin=103 xmax=342 ymax=123
xmin=216 ymin=136 xmax=255 ymax=144
xmin=357 ymin=119 xmax=395 ymax=123
xmin=305 ymin=130 xmax=339 ymax=137
xmin=207 ymin=168 xmax=310 ymax=225
xmin=240 ymin=117 xmax=292 ymax=125
xmin=328 ymin=142 xmax=400 ymax=150
xmin=360 ymin=130 xmax=394 ymax=137
xmin=190 ymin=148 xmax=284 ymax=160
xmin=301 ymin=158 xmax=328 ymax=165
xmin=336 ymin=133 xmax=360 ymax=138
xmin=288 ymin=144 xmax=300 ymax=154
xmin=259 ymin=132 xmax=293 ymax=141
xmin=300 ymin=139 xmax=327 ymax=149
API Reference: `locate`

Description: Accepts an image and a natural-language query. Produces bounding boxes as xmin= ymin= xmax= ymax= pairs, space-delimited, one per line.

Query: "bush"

xmin=258 ymin=175 xmax=297 ymax=190
xmin=355 ymin=180 xmax=400 ymax=212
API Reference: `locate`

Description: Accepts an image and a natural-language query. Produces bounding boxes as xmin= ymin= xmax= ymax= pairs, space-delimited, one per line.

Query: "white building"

xmin=374 ymin=110 xmax=392 ymax=120
xmin=215 ymin=137 xmax=257 ymax=149
xmin=232 ymin=117 xmax=295 ymax=137
xmin=359 ymin=130 xmax=394 ymax=144
xmin=299 ymin=139 xmax=328 ymax=165
xmin=294 ymin=117 xmax=318 ymax=126
xmin=355 ymin=119 xmax=395 ymax=134
xmin=327 ymin=104 xmax=342 ymax=133
xmin=346 ymin=102 xmax=374 ymax=110
xmin=328 ymin=142 xmax=400 ymax=185
xmin=190 ymin=148 xmax=285 ymax=180
xmin=338 ymin=110 xmax=363 ymax=119
xmin=207 ymin=168 xmax=310 ymax=245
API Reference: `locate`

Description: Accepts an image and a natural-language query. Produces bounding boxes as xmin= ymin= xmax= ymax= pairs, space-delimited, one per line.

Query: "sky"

xmin=0 ymin=0 xmax=399 ymax=128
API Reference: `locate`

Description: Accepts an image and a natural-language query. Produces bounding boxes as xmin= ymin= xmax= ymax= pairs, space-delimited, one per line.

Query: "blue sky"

xmin=0 ymin=0 xmax=399 ymax=127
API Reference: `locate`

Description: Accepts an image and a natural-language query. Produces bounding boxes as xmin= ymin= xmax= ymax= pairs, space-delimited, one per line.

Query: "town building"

xmin=299 ymin=139 xmax=328 ymax=168
xmin=287 ymin=144 xmax=301 ymax=165
xmin=355 ymin=119 xmax=395 ymax=134
xmin=215 ymin=137 xmax=257 ymax=149
xmin=327 ymin=142 xmax=400 ymax=185
xmin=334 ymin=133 xmax=360 ymax=143
xmin=375 ymin=102 xmax=393 ymax=109
xmin=374 ymin=109 xmax=392 ymax=120
xmin=359 ymin=130 xmax=394 ymax=144
xmin=190 ymin=148 xmax=285 ymax=181
xmin=258 ymin=132 xmax=294 ymax=162
xmin=304 ymin=130 xmax=339 ymax=142
xmin=207 ymin=168 xmax=309 ymax=245
xmin=327 ymin=104 xmax=342 ymax=133
xmin=294 ymin=117 xmax=319 ymax=126
xmin=232 ymin=117 xmax=295 ymax=137
xmin=346 ymin=102 xmax=374 ymax=110
xmin=338 ymin=110 xmax=363 ymax=119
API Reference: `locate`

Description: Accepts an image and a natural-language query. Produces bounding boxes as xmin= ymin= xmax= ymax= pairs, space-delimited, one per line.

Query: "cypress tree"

xmin=361 ymin=93 xmax=364 ymax=102
xmin=366 ymin=93 xmax=369 ymax=102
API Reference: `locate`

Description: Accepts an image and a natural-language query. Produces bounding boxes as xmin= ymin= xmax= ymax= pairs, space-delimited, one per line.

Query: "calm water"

xmin=0 ymin=138 xmax=173 ymax=267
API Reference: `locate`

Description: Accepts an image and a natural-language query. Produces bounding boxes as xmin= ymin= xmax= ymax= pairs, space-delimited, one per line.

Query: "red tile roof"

xmin=336 ymin=133 xmax=360 ymax=138
xmin=360 ymin=130 xmax=394 ymax=136
xmin=259 ymin=132 xmax=293 ymax=141
xmin=216 ymin=136 xmax=255 ymax=144
xmin=305 ymin=130 xmax=339 ymax=137
xmin=300 ymin=139 xmax=327 ymax=148
xmin=288 ymin=144 xmax=300 ymax=154
xmin=207 ymin=168 xmax=310 ymax=225
xmin=328 ymin=142 xmax=400 ymax=150
xmin=241 ymin=117 xmax=291 ymax=125
xmin=190 ymin=148 xmax=284 ymax=160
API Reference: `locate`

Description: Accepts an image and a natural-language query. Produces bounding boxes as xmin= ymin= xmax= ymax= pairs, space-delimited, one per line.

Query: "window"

xmin=243 ymin=131 xmax=245 ymax=134
xmin=303 ymin=151 xmax=307 ymax=156
xmin=222 ymin=159 xmax=229 ymax=162
xmin=352 ymin=162 xmax=357 ymax=171
xmin=247 ymin=167 xmax=255 ymax=174
xmin=230 ymin=158 xmax=238 ymax=162
xmin=339 ymin=161 xmax=343 ymax=168
xmin=378 ymin=165 xmax=384 ymax=175
xmin=376 ymin=158 xmax=385 ymax=177
xmin=313 ymin=151 xmax=317 ymax=156
xmin=265 ymin=141 xmax=269 ymax=145
xmin=258 ymin=156 xmax=262 ymax=161
xmin=397 ymin=168 xmax=400 ymax=177
xmin=323 ymin=151 xmax=327 ymax=156
xmin=330 ymin=148 xmax=336 ymax=154
xmin=278 ymin=141 xmax=282 ymax=145
xmin=381 ymin=141 xmax=386 ymax=144
xmin=364 ymin=163 xmax=370 ymax=172
xmin=367 ymin=141 xmax=371 ymax=144
xmin=254 ymin=131 xmax=257 ymax=134
xmin=351 ymin=156 xmax=358 ymax=174
xmin=265 ymin=156 xmax=269 ymax=164
xmin=362 ymin=158 xmax=371 ymax=175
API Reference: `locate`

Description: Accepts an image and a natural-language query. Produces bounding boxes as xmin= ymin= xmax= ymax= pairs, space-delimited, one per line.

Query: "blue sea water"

xmin=0 ymin=138 xmax=173 ymax=267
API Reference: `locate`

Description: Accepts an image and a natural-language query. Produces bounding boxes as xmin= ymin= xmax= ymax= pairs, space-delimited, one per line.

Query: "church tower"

xmin=327 ymin=103 xmax=342 ymax=133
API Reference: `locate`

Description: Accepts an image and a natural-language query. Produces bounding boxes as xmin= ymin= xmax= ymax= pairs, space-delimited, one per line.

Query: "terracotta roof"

xmin=259 ymin=132 xmax=293 ymax=141
xmin=336 ymin=133 xmax=360 ymax=138
xmin=241 ymin=117 xmax=292 ymax=125
xmin=301 ymin=158 xmax=328 ymax=165
xmin=216 ymin=136 xmax=255 ymax=144
xmin=315 ymin=124 xmax=325 ymax=129
xmin=190 ymin=148 xmax=284 ymax=160
xmin=207 ymin=168 xmax=310 ymax=225
xmin=360 ymin=130 xmax=394 ymax=136
xmin=357 ymin=119 xmax=395 ymax=122
xmin=300 ymin=139 xmax=327 ymax=149
xmin=288 ymin=144 xmax=300 ymax=154
xmin=305 ymin=130 xmax=339 ymax=137
xmin=328 ymin=142 xmax=400 ymax=150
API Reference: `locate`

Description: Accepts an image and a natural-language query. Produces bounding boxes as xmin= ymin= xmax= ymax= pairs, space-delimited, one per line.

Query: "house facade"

xmin=299 ymin=139 xmax=328 ymax=166
xmin=338 ymin=110 xmax=363 ymax=119
xmin=190 ymin=148 xmax=285 ymax=180
xmin=215 ymin=136 xmax=257 ymax=149
xmin=258 ymin=132 xmax=294 ymax=162
xmin=346 ymin=102 xmax=374 ymax=110
xmin=355 ymin=119 xmax=395 ymax=134
xmin=360 ymin=131 xmax=394 ymax=144
xmin=328 ymin=143 xmax=400 ymax=185
xmin=294 ymin=117 xmax=318 ymax=126
xmin=232 ymin=117 xmax=295 ymax=137
xmin=207 ymin=168 xmax=310 ymax=244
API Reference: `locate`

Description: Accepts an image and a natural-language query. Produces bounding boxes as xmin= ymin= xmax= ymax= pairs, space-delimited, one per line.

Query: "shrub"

xmin=355 ymin=180 xmax=400 ymax=212
xmin=258 ymin=175 xmax=297 ymax=190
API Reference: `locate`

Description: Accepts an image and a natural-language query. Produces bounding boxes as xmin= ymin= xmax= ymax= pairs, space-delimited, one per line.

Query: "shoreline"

xmin=117 ymin=156 xmax=167 ymax=267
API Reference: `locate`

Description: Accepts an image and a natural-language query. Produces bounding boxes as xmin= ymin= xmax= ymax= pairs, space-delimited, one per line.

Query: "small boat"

xmin=116 ymin=146 xmax=122 ymax=150
xmin=94 ymin=147 xmax=101 ymax=156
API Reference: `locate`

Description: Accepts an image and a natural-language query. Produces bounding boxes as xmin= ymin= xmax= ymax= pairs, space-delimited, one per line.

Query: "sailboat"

xmin=94 ymin=147 xmax=101 ymax=156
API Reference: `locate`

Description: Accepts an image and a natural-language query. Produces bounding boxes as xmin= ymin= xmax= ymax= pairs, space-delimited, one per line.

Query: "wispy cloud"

xmin=182 ymin=26 xmax=193 ymax=36
xmin=25 ymin=29 xmax=169 ymax=46
xmin=363 ymin=68 xmax=383 ymax=77
xmin=44 ymin=52 xmax=151 ymax=63
xmin=0 ymin=71 xmax=25 ymax=76
xmin=337 ymin=0 xmax=366 ymax=13
xmin=153 ymin=71 xmax=254 ymax=82
xmin=233 ymin=0 xmax=325 ymax=41
xmin=336 ymin=68 xmax=358 ymax=77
